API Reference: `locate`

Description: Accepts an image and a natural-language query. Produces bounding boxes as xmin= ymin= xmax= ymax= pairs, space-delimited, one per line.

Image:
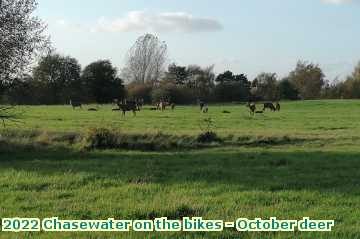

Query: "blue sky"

xmin=36 ymin=0 xmax=360 ymax=80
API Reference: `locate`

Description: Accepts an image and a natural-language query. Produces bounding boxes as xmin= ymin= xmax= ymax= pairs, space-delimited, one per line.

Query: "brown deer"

xmin=247 ymin=102 xmax=256 ymax=116
xmin=158 ymin=100 xmax=169 ymax=111
xmin=136 ymin=99 xmax=144 ymax=110
xmin=275 ymin=102 xmax=281 ymax=111
xmin=70 ymin=100 xmax=82 ymax=110
xmin=202 ymin=106 xmax=209 ymax=113
xmin=263 ymin=102 xmax=276 ymax=112
xmin=199 ymin=101 xmax=205 ymax=111
xmin=117 ymin=101 xmax=138 ymax=116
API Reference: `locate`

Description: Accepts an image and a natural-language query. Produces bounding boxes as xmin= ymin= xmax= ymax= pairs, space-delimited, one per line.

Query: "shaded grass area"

xmin=0 ymin=143 xmax=360 ymax=238
xmin=0 ymin=128 xmax=331 ymax=152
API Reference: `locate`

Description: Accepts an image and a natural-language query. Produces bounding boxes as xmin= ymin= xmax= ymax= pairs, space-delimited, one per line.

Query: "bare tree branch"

xmin=122 ymin=34 xmax=167 ymax=85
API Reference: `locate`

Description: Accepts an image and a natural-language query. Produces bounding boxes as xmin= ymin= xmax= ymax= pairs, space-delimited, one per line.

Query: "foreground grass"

xmin=1 ymin=145 xmax=359 ymax=238
xmin=0 ymin=100 xmax=360 ymax=238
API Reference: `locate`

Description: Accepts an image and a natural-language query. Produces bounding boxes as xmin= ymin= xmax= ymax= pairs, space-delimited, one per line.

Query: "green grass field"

xmin=1 ymin=100 xmax=360 ymax=238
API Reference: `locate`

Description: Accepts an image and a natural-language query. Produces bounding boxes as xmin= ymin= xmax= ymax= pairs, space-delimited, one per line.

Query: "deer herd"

xmin=246 ymin=102 xmax=281 ymax=115
xmin=70 ymin=99 xmax=281 ymax=117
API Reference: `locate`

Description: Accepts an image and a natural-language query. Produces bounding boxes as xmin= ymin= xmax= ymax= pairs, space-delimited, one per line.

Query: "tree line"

xmin=1 ymin=0 xmax=360 ymax=105
xmin=2 ymin=45 xmax=360 ymax=105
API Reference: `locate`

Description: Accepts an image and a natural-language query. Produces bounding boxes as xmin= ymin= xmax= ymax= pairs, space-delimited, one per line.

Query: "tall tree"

xmin=215 ymin=70 xmax=234 ymax=84
xmin=0 ymin=0 xmax=50 ymax=82
xmin=82 ymin=60 xmax=125 ymax=103
xmin=252 ymin=72 xmax=279 ymax=101
xmin=123 ymin=34 xmax=167 ymax=85
xmin=165 ymin=63 xmax=188 ymax=85
xmin=187 ymin=65 xmax=215 ymax=101
xmin=288 ymin=61 xmax=325 ymax=100
xmin=214 ymin=70 xmax=250 ymax=102
xmin=0 ymin=0 xmax=49 ymax=123
xmin=341 ymin=62 xmax=360 ymax=99
xmin=278 ymin=77 xmax=299 ymax=100
xmin=32 ymin=54 xmax=82 ymax=104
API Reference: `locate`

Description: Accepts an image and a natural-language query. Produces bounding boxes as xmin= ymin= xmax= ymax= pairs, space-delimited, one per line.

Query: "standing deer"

xmin=70 ymin=100 xmax=82 ymax=110
xmin=117 ymin=101 xmax=138 ymax=116
xmin=246 ymin=102 xmax=256 ymax=116
xmin=275 ymin=102 xmax=281 ymax=111
xmin=158 ymin=100 xmax=169 ymax=111
xmin=199 ymin=101 xmax=205 ymax=111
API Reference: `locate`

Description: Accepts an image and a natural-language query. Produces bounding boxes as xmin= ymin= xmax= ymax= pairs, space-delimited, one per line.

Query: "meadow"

xmin=0 ymin=100 xmax=360 ymax=238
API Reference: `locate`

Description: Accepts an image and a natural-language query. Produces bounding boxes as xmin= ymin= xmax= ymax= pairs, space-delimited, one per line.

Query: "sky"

xmin=36 ymin=0 xmax=360 ymax=80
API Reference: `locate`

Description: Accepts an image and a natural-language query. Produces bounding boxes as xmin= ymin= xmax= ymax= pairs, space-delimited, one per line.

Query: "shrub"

xmin=83 ymin=128 xmax=117 ymax=149
xmin=196 ymin=131 xmax=221 ymax=143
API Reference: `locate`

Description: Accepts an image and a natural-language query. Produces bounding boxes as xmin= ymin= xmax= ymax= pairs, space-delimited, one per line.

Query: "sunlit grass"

xmin=0 ymin=100 xmax=360 ymax=238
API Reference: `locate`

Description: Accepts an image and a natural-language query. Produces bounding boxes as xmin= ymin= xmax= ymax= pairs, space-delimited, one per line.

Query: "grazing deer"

xmin=70 ymin=100 xmax=82 ymax=110
xmin=247 ymin=102 xmax=256 ymax=116
xmin=117 ymin=101 xmax=138 ymax=116
xmin=263 ymin=102 xmax=276 ymax=112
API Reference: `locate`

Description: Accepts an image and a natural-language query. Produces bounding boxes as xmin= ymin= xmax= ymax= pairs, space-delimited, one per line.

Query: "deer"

xmin=159 ymin=101 xmax=166 ymax=111
xmin=158 ymin=100 xmax=170 ymax=111
xmin=263 ymin=102 xmax=276 ymax=112
xmin=202 ymin=106 xmax=209 ymax=113
xmin=117 ymin=100 xmax=138 ymax=116
xmin=199 ymin=101 xmax=205 ymax=112
xmin=275 ymin=102 xmax=281 ymax=111
xmin=70 ymin=100 xmax=82 ymax=110
xmin=246 ymin=102 xmax=256 ymax=116
xmin=136 ymin=98 xmax=144 ymax=110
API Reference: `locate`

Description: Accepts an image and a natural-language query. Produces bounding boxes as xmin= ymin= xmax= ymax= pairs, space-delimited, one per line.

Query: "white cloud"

xmin=56 ymin=19 xmax=67 ymax=26
xmin=55 ymin=19 xmax=84 ymax=32
xmin=91 ymin=11 xmax=223 ymax=33
xmin=321 ymin=0 xmax=354 ymax=4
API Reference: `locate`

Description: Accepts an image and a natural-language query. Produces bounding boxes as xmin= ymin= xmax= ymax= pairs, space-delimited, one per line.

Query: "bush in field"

xmin=197 ymin=131 xmax=221 ymax=143
xmin=197 ymin=117 xmax=221 ymax=143
xmin=83 ymin=128 xmax=117 ymax=149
